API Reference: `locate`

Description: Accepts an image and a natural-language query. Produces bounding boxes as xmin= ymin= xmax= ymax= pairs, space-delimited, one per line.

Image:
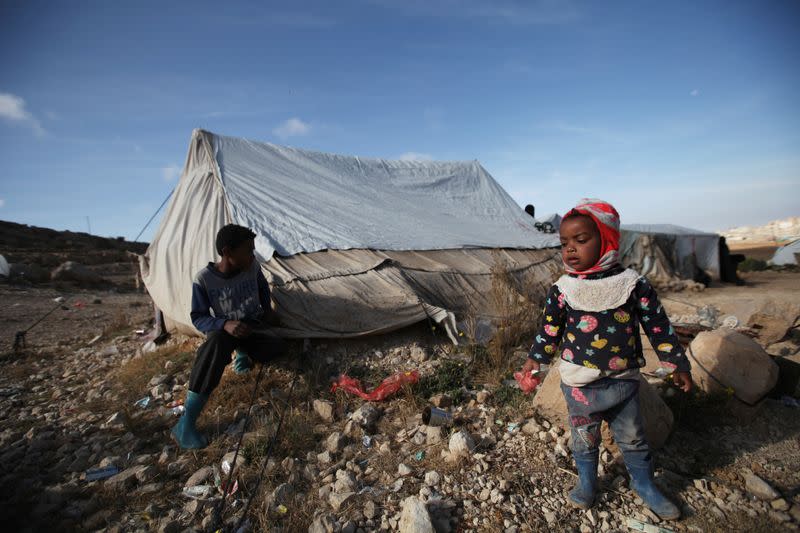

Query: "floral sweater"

xmin=527 ymin=267 xmax=690 ymax=384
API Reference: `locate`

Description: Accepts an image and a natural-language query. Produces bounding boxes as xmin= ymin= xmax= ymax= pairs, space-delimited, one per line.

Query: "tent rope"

xmin=131 ymin=188 xmax=174 ymax=243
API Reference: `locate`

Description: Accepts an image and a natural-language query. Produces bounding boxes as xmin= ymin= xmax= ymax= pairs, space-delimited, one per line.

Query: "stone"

xmin=51 ymin=261 xmax=105 ymax=287
xmin=533 ymin=359 xmax=674 ymax=449
xmin=398 ymin=463 xmax=413 ymax=476
xmin=690 ymin=329 xmax=779 ymax=404
xmin=448 ymin=429 xmax=475 ymax=458
xmin=185 ymin=466 xmax=214 ymax=488
xmin=364 ymin=500 xmax=378 ymax=520
xmin=424 ymin=471 xmax=441 ymax=487
xmin=398 ymin=496 xmax=434 ymax=533
xmin=221 ymin=451 xmax=247 ymax=473
xmin=521 ymin=419 xmax=540 ymax=435
xmin=326 ymin=432 xmax=346 ymax=454
xmin=743 ymin=472 xmax=780 ymax=500
xmin=317 ymin=451 xmax=332 ymax=464
xmin=105 ymin=466 xmax=144 ymax=490
xmin=351 ymin=403 xmax=381 ymax=428
xmin=426 ymin=426 xmax=443 ymax=445
xmin=334 ymin=470 xmax=356 ymax=493
xmin=771 ymin=498 xmax=790 ymax=511
xmin=410 ymin=344 xmax=429 ymax=363
xmin=268 ymin=482 xmax=293 ymax=509
xmin=329 ymin=491 xmax=355 ymax=511
xmin=309 ymin=513 xmax=337 ymax=533
xmin=476 ymin=390 xmax=491 ymax=403
xmin=313 ymin=400 xmax=335 ymax=422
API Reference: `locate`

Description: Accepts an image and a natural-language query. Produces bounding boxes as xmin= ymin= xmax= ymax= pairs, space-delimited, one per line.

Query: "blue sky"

xmin=1 ymin=0 xmax=798 ymax=241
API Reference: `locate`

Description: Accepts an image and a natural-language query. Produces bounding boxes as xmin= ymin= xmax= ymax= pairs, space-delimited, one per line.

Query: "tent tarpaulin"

xmin=619 ymin=223 xmax=720 ymax=282
xmin=771 ymin=239 xmax=800 ymax=266
xmin=140 ymin=129 xmax=561 ymax=339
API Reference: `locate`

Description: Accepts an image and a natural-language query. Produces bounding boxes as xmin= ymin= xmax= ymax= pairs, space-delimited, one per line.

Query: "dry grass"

xmin=470 ymin=253 xmax=549 ymax=385
xmin=113 ymin=341 xmax=195 ymax=404
xmin=102 ymin=309 xmax=132 ymax=337
xmin=684 ymin=509 xmax=787 ymax=533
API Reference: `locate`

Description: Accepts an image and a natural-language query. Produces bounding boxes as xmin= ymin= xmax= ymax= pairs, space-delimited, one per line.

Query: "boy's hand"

xmin=673 ymin=371 xmax=692 ymax=393
xmin=224 ymin=320 xmax=252 ymax=338
xmin=521 ymin=358 xmax=540 ymax=375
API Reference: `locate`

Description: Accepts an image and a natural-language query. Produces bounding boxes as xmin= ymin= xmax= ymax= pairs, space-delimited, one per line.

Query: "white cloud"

xmin=161 ymin=164 xmax=181 ymax=182
xmin=273 ymin=117 xmax=311 ymax=139
xmin=690 ymin=89 xmax=700 ymax=97
xmin=397 ymin=151 xmax=434 ymax=161
xmin=0 ymin=198 xmax=5 ymax=208
xmin=0 ymin=92 xmax=45 ymax=136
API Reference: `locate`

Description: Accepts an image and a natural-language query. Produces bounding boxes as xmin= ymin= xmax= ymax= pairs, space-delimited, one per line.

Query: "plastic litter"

xmin=134 ymin=396 xmax=151 ymax=409
xmin=84 ymin=466 xmax=120 ymax=481
xmin=422 ymin=406 xmax=454 ymax=427
xmin=414 ymin=450 xmax=426 ymax=461
xmin=625 ymin=517 xmax=675 ymax=533
xmin=507 ymin=422 xmax=520 ymax=433
xmin=331 ymin=370 xmax=419 ymax=401
xmin=782 ymin=395 xmax=800 ymax=408
xmin=276 ymin=504 xmax=288 ymax=515
xmin=513 ymin=370 xmax=541 ymax=394
xmin=362 ymin=435 xmax=373 ymax=448
xmin=183 ymin=484 xmax=215 ymax=499
xmin=170 ymin=405 xmax=185 ymax=417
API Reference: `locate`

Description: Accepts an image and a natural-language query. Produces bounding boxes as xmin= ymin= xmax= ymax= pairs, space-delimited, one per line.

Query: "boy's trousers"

xmin=560 ymin=377 xmax=651 ymax=464
xmin=189 ymin=330 xmax=286 ymax=395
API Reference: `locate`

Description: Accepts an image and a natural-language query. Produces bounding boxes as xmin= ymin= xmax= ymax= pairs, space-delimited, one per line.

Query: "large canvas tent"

xmin=619 ymin=224 xmax=720 ymax=283
xmin=771 ymin=239 xmax=800 ymax=266
xmin=140 ymin=129 xmax=561 ymax=341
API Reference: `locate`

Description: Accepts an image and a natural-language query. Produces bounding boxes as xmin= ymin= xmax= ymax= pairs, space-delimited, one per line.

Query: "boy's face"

xmin=223 ymin=239 xmax=256 ymax=271
xmin=559 ymin=215 xmax=602 ymax=271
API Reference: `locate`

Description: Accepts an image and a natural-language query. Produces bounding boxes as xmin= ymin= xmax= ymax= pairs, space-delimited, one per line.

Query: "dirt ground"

xmin=0 ymin=270 xmax=799 ymax=532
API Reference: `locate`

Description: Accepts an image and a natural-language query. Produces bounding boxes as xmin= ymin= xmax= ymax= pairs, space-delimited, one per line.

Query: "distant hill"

xmin=0 ymin=220 xmax=148 ymax=289
xmin=721 ymin=216 xmax=800 ymax=245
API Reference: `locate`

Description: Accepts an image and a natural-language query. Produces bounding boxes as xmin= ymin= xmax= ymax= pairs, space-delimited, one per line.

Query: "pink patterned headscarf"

xmin=562 ymin=198 xmax=621 ymax=276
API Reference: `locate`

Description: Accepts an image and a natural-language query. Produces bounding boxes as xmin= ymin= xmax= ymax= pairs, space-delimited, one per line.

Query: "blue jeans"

xmin=560 ymin=378 xmax=650 ymax=464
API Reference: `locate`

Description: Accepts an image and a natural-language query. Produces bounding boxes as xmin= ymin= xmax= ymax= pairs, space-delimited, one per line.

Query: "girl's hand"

xmin=521 ymin=358 xmax=540 ymax=375
xmin=673 ymin=371 xmax=693 ymax=393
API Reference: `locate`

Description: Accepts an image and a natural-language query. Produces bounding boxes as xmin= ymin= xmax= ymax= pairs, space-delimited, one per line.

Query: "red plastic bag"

xmin=514 ymin=371 xmax=541 ymax=395
xmin=331 ymin=370 xmax=419 ymax=401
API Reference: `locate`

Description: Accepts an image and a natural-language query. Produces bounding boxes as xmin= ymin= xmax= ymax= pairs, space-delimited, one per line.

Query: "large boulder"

xmin=689 ymin=329 xmax=779 ymax=404
xmin=51 ymin=261 xmax=106 ymax=287
xmin=532 ymin=358 xmax=674 ymax=449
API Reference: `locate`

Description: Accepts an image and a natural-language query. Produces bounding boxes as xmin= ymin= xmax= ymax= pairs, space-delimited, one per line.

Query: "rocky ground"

xmin=1 ymin=268 xmax=800 ymax=533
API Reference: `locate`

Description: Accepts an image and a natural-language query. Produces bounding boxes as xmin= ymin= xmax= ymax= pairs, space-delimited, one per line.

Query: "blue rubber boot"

xmin=568 ymin=454 xmax=599 ymax=509
xmin=626 ymin=458 xmax=681 ymax=520
xmin=171 ymin=391 xmax=210 ymax=449
xmin=232 ymin=350 xmax=253 ymax=375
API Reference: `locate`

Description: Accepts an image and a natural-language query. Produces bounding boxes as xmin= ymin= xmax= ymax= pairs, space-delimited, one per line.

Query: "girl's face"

xmin=559 ymin=215 xmax=602 ymax=271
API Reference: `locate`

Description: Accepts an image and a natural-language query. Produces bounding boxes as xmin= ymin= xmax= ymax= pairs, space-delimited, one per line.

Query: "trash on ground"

xmin=84 ymin=466 xmax=120 ymax=481
xmin=182 ymin=484 xmax=215 ymax=500
xmin=625 ymin=517 xmax=675 ymax=533
xmin=331 ymin=370 xmax=419 ymax=401
xmin=422 ymin=406 xmax=453 ymax=427
xmin=514 ymin=370 xmax=541 ymax=394
xmin=134 ymin=396 xmax=151 ymax=409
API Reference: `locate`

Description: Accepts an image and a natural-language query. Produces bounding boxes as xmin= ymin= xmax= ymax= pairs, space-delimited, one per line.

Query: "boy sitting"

xmin=172 ymin=224 xmax=286 ymax=449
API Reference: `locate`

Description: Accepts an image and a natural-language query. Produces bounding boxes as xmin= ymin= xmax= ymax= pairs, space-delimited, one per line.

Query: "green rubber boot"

xmin=171 ymin=391 xmax=209 ymax=449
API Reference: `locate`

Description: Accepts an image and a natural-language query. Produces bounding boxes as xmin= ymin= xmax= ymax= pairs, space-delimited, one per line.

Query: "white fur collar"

xmin=555 ymin=268 xmax=641 ymax=312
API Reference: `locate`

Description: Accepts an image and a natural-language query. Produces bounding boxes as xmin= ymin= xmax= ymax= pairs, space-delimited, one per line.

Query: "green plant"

xmin=416 ymin=358 xmax=470 ymax=402
xmin=739 ymin=257 xmax=768 ymax=272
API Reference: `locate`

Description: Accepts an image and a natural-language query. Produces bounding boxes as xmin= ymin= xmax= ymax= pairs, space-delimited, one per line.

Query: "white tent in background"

xmin=771 ymin=239 xmax=800 ymax=266
xmin=140 ymin=129 xmax=561 ymax=341
xmin=620 ymin=224 xmax=720 ymax=282
xmin=0 ymin=254 xmax=9 ymax=278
